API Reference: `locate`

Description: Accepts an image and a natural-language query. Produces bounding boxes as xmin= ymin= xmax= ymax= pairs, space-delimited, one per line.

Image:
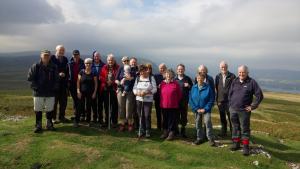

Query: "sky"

xmin=0 ymin=0 xmax=299 ymax=71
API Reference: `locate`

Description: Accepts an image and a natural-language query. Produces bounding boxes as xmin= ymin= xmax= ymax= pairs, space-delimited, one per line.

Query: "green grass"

xmin=0 ymin=90 xmax=300 ymax=169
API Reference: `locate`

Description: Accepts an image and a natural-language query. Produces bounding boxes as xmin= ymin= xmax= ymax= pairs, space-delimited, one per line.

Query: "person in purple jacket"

xmin=160 ymin=69 xmax=182 ymax=141
xmin=228 ymin=65 xmax=263 ymax=156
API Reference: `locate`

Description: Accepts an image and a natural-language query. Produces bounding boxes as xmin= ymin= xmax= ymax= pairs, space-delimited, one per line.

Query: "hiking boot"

xmin=128 ymin=124 xmax=134 ymax=132
xmin=208 ymin=139 xmax=216 ymax=147
xmin=119 ymin=124 xmax=125 ymax=132
xmin=34 ymin=127 xmax=43 ymax=133
xmin=193 ymin=139 xmax=205 ymax=145
xmin=160 ymin=130 xmax=168 ymax=139
xmin=145 ymin=130 xmax=151 ymax=138
xmin=230 ymin=142 xmax=241 ymax=151
xmin=180 ymin=127 xmax=187 ymax=138
xmin=218 ymin=131 xmax=227 ymax=138
xmin=166 ymin=131 xmax=175 ymax=141
xmin=73 ymin=121 xmax=79 ymax=128
xmin=243 ymin=144 xmax=250 ymax=156
xmin=46 ymin=119 xmax=55 ymax=131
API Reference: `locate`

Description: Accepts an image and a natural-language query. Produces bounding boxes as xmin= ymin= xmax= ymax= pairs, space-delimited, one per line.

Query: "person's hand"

xmin=92 ymin=92 xmax=96 ymax=99
xmin=184 ymin=82 xmax=189 ymax=87
xmin=59 ymin=72 xmax=65 ymax=77
xmin=115 ymin=80 xmax=120 ymax=85
xmin=245 ymin=106 xmax=252 ymax=112
xmin=217 ymin=102 xmax=221 ymax=106
xmin=77 ymin=92 xmax=81 ymax=99
xmin=107 ymin=80 xmax=112 ymax=86
xmin=120 ymin=78 xmax=125 ymax=85
xmin=197 ymin=109 xmax=205 ymax=114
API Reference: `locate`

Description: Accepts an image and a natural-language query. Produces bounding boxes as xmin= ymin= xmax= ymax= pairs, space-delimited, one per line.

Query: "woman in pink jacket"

xmin=160 ymin=69 xmax=182 ymax=140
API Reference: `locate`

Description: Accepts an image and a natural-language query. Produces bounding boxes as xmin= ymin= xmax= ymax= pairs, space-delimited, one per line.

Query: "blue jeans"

xmin=195 ymin=112 xmax=213 ymax=140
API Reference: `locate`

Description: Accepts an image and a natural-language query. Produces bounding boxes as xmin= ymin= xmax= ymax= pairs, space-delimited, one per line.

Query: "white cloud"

xmin=0 ymin=0 xmax=300 ymax=70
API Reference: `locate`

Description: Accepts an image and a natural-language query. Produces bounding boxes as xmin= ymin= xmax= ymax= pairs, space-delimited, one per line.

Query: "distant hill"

xmin=0 ymin=52 xmax=157 ymax=90
xmin=0 ymin=52 xmax=299 ymax=93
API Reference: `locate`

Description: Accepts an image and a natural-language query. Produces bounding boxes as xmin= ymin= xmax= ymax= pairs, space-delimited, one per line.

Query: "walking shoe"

xmin=145 ymin=130 xmax=151 ymax=138
xmin=243 ymin=144 xmax=250 ymax=156
xmin=34 ymin=127 xmax=43 ymax=133
xmin=180 ymin=127 xmax=187 ymax=138
xmin=166 ymin=131 xmax=175 ymax=141
xmin=128 ymin=124 xmax=134 ymax=132
xmin=46 ymin=119 xmax=55 ymax=131
xmin=208 ymin=139 xmax=216 ymax=147
xmin=193 ymin=139 xmax=205 ymax=145
xmin=230 ymin=142 xmax=241 ymax=151
xmin=160 ymin=130 xmax=168 ymax=139
xmin=119 ymin=124 xmax=125 ymax=132
xmin=73 ymin=121 xmax=79 ymax=128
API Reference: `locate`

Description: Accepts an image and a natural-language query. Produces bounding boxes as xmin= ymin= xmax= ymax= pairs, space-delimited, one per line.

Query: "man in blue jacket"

xmin=189 ymin=74 xmax=215 ymax=146
xmin=228 ymin=65 xmax=264 ymax=156
xmin=28 ymin=50 xmax=59 ymax=133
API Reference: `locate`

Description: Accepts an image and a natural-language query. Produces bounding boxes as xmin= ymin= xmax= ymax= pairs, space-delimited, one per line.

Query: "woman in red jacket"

xmin=160 ymin=69 xmax=182 ymax=140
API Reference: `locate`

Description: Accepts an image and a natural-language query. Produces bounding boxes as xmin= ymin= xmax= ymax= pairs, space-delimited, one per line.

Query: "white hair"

xmin=107 ymin=53 xmax=115 ymax=60
xmin=55 ymin=45 xmax=65 ymax=51
xmin=219 ymin=61 xmax=228 ymax=68
xmin=198 ymin=64 xmax=208 ymax=73
xmin=159 ymin=63 xmax=167 ymax=68
xmin=238 ymin=65 xmax=249 ymax=73
xmin=84 ymin=58 xmax=93 ymax=63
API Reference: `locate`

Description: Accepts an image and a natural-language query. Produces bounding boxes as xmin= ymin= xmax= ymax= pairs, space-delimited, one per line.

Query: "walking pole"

xmin=138 ymin=96 xmax=144 ymax=139
xmin=108 ymin=90 xmax=111 ymax=130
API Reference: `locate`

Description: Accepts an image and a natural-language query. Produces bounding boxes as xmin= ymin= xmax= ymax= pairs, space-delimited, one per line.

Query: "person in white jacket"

xmin=133 ymin=64 xmax=157 ymax=138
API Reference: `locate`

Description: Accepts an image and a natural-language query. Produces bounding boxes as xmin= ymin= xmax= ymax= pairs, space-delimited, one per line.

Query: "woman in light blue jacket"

xmin=189 ymin=74 xmax=215 ymax=146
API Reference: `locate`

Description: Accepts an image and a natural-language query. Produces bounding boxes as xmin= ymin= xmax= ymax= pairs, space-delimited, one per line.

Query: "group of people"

xmin=27 ymin=45 xmax=264 ymax=156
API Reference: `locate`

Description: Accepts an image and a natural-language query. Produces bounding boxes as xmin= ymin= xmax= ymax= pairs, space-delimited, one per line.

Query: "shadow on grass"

xmin=252 ymin=135 xmax=300 ymax=162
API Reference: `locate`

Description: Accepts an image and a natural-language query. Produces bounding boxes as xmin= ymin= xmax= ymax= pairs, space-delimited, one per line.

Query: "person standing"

xmin=116 ymin=56 xmax=136 ymax=132
xmin=215 ymin=61 xmax=236 ymax=137
xmin=189 ymin=74 xmax=215 ymax=146
xmin=99 ymin=53 xmax=119 ymax=128
xmin=91 ymin=51 xmax=105 ymax=125
xmin=175 ymin=64 xmax=193 ymax=138
xmin=28 ymin=50 xmax=59 ymax=133
xmin=133 ymin=64 xmax=157 ymax=138
xmin=75 ymin=58 xmax=98 ymax=127
xmin=153 ymin=63 xmax=167 ymax=131
xmin=68 ymin=50 xmax=85 ymax=122
xmin=160 ymin=69 xmax=182 ymax=141
xmin=51 ymin=45 xmax=69 ymax=123
xmin=228 ymin=65 xmax=263 ymax=156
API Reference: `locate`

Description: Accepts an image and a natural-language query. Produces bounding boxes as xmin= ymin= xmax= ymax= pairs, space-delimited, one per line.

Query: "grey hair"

xmin=165 ymin=69 xmax=175 ymax=79
xmin=55 ymin=45 xmax=65 ymax=51
xmin=238 ymin=65 xmax=249 ymax=73
xmin=198 ymin=64 xmax=208 ymax=73
xmin=84 ymin=58 xmax=93 ymax=64
xmin=159 ymin=63 xmax=167 ymax=69
xmin=107 ymin=53 xmax=115 ymax=60
xmin=219 ymin=61 xmax=228 ymax=68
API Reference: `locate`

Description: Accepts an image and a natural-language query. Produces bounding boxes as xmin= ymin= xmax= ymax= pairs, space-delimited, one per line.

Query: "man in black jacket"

xmin=228 ymin=65 xmax=263 ymax=156
xmin=175 ymin=64 xmax=193 ymax=137
xmin=28 ymin=50 xmax=59 ymax=133
xmin=51 ymin=45 xmax=69 ymax=123
xmin=215 ymin=61 xmax=236 ymax=137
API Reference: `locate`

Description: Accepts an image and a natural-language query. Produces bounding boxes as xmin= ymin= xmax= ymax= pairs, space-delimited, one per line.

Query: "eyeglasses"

xmin=123 ymin=60 xmax=129 ymax=62
xmin=85 ymin=63 xmax=92 ymax=65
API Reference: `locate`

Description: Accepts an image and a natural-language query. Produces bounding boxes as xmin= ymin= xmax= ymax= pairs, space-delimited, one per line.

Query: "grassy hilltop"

xmin=0 ymin=90 xmax=299 ymax=169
